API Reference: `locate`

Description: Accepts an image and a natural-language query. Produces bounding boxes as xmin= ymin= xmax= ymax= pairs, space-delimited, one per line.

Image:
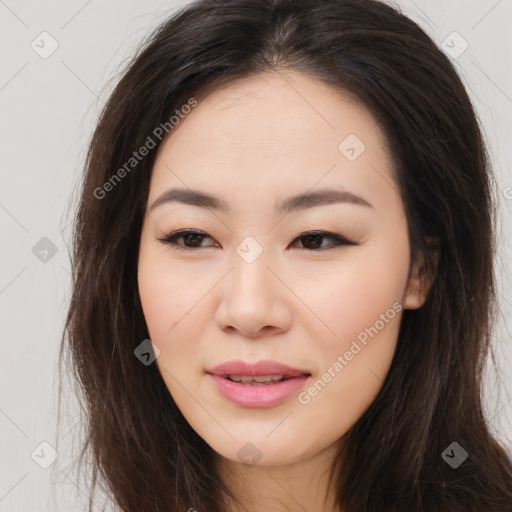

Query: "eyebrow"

xmin=149 ymin=186 xmax=373 ymax=214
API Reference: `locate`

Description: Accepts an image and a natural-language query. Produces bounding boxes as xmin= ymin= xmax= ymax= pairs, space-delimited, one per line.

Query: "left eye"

xmin=292 ymin=231 xmax=357 ymax=250
xmin=157 ymin=229 xmax=357 ymax=251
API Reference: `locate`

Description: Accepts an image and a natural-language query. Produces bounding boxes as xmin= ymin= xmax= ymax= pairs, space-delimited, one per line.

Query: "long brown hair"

xmin=57 ymin=0 xmax=512 ymax=510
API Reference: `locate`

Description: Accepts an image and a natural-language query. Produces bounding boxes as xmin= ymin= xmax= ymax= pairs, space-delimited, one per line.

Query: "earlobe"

xmin=403 ymin=268 xmax=428 ymax=309
xmin=403 ymin=245 xmax=439 ymax=310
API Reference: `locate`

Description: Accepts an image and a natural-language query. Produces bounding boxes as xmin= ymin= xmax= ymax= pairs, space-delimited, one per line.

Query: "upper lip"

xmin=206 ymin=359 xmax=311 ymax=377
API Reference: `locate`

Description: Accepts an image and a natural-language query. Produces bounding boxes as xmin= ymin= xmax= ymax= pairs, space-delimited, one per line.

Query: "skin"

xmin=137 ymin=70 xmax=434 ymax=512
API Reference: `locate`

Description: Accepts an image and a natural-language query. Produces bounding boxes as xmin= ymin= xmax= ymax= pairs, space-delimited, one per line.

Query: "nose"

xmin=214 ymin=249 xmax=293 ymax=338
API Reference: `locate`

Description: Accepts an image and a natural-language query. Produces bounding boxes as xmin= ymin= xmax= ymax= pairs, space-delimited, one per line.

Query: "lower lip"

xmin=208 ymin=374 xmax=310 ymax=407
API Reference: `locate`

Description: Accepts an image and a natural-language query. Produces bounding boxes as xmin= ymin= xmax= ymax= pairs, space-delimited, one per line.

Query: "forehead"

xmin=168 ymin=71 xmax=381 ymax=152
xmin=149 ymin=70 xmax=399 ymax=213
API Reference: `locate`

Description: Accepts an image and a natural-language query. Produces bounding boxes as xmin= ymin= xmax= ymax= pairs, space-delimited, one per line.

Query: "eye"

xmin=156 ymin=229 xmax=357 ymax=252
xmin=156 ymin=229 xmax=218 ymax=250
xmin=290 ymin=230 xmax=358 ymax=251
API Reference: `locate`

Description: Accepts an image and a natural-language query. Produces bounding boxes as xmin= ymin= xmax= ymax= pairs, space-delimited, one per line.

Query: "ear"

xmin=403 ymin=241 xmax=440 ymax=310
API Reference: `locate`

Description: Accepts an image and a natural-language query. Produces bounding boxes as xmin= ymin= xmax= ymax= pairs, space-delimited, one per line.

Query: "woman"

xmin=58 ymin=0 xmax=512 ymax=510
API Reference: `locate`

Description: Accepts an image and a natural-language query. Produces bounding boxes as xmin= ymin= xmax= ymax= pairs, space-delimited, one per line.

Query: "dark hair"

xmin=57 ymin=0 xmax=512 ymax=510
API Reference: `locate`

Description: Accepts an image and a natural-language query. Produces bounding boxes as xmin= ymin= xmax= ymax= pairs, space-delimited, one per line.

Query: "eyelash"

xmin=156 ymin=229 xmax=358 ymax=252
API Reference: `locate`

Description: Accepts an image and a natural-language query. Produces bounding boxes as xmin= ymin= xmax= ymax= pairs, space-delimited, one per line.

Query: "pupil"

xmin=185 ymin=234 xmax=202 ymax=247
xmin=303 ymin=235 xmax=322 ymax=249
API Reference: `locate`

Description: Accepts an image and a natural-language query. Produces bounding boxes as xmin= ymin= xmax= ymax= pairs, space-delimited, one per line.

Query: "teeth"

xmin=227 ymin=374 xmax=286 ymax=384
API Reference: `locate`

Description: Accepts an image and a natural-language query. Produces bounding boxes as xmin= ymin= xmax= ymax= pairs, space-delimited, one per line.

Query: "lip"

xmin=207 ymin=359 xmax=311 ymax=377
xmin=206 ymin=360 xmax=311 ymax=408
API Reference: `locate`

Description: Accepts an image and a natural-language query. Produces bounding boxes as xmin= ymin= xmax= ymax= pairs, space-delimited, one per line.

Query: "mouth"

xmin=206 ymin=359 xmax=311 ymax=378
xmin=219 ymin=374 xmax=306 ymax=385
xmin=205 ymin=360 xmax=312 ymax=407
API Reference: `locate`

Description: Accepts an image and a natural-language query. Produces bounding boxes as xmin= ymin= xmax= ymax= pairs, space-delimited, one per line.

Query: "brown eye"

xmin=157 ymin=229 xmax=357 ymax=252
xmin=290 ymin=231 xmax=357 ymax=251
xmin=157 ymin=230 xmax=218 ymax=250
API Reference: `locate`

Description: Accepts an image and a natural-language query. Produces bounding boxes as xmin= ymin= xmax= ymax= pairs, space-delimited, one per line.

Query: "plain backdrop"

xmin=0 ymin=1 xmax=511 ymax=510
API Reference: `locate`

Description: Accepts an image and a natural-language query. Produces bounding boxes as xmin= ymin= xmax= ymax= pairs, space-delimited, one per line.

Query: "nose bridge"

xmin=215 ymin=236 xmax=291 ymax=336
xmin=229 ymin=235 xmax=273 ymax=302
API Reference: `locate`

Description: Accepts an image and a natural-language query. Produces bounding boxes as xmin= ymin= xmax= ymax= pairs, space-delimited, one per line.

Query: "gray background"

xmin=0 ymin=1 xmax=511 ymax=510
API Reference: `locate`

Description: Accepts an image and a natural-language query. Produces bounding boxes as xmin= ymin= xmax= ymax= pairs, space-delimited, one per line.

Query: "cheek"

xmin=138 ymin=273 xmax=204 ymax=349
xmin=138 ymin=274 xmax=176 ymax=339
xmin=296 ymin=268 xmax=405 ymax=435
xmin=137 ymin=272 xmax=202 ymax=402
xmin=138 ymin=240 xmax=199 ymax=339
xmin=137 ymin=251 xmax=215 ymax=381
xmin=303 ymin=251 xmax=408 ymax=345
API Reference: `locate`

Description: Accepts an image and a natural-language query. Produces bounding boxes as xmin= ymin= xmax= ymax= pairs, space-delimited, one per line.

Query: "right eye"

xmin=156 ymin=229 xmax=218 ymax=251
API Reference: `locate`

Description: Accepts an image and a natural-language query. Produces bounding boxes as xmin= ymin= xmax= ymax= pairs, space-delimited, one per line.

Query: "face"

xmin=137 ymin=70 xmax=429 ymax=468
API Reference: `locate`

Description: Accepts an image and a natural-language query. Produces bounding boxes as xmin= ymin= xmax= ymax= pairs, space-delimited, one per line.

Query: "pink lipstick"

xmin=206 ymin=360 xmax=311 ymax=407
